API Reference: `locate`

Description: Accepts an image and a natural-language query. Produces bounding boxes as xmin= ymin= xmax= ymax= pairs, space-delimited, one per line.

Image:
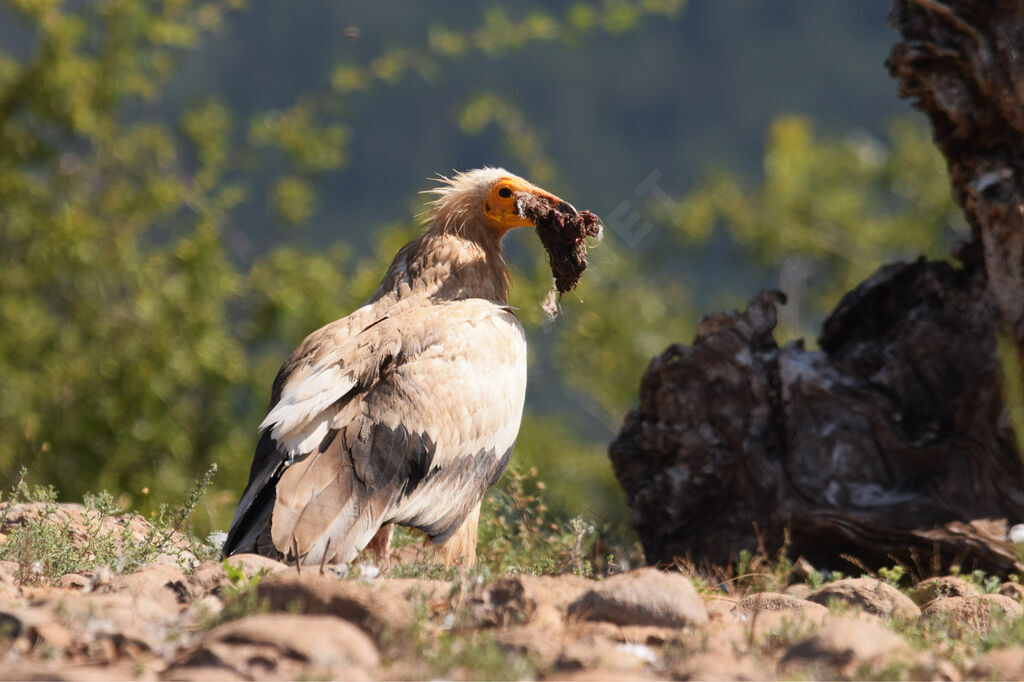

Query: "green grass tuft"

xmin=0 ymin=465 xmax=219 ymax=583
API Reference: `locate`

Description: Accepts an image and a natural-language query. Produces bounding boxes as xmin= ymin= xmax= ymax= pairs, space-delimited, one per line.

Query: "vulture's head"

xmin=427 ymin=167 xmax=577 ymax=238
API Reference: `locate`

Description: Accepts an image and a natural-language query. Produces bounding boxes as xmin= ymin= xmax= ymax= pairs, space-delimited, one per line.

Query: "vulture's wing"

xmin=220 ymin=308 xmax=370 ymax=558
xmin=223 ymin=299 xmax=526 ymax=565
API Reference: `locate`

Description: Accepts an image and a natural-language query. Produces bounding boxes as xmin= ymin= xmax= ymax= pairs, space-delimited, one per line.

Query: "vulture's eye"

xmin=497 ymin=187 xmax=512 ymax=199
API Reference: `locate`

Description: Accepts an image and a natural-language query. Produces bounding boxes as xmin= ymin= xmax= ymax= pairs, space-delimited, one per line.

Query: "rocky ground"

xmin=3 ymin=504 xmax=1024 ymax=680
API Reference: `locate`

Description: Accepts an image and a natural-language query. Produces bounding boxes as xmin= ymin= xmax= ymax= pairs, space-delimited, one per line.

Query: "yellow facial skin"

xmin=482 ymin=177 xmax=569 ymax=233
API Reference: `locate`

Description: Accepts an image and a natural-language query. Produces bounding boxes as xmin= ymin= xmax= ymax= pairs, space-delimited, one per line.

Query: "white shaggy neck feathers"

xmin=425 ymin=167 xmax=509 ymax=236
xmin=372 ymin=168 xmax=515 ymax=304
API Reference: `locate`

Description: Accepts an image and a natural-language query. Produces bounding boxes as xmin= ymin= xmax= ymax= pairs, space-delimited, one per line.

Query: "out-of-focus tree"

xmin=670 ymin=116 xmax=961 ymax=339
xmin=0 ymin=0 xmax=254 ymax=508
xmin=0 ymin=0 xmax=689 ymax=536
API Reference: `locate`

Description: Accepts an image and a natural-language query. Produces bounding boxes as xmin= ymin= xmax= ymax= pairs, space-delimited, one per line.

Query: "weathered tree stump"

xmin=611 ymin=0 xmax=1024 ymax=575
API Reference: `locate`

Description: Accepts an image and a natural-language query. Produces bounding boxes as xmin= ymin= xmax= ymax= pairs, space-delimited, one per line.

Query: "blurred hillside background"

xmin=0 ymin=0 xmax=962 ymax=543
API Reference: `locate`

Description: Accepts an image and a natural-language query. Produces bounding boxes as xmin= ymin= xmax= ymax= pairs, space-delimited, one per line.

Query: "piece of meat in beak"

xmin=513 ymin=190 xmax=578 ymax=226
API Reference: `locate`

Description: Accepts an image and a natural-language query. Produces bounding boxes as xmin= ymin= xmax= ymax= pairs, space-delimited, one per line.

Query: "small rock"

xmin=87 ymin=565 xmax=113 ymax=592
xmin=807 ymin=577 xmax=920 ymax=618
xmin=161 ymin=665 xmax=245 ymax=681
xmin=783 ymin=583 xmax=811 ymax=599
xmin=42 ymin=592 xmax=179 ymax=656
xmin=102 ymin=563 xmax=190 ymax=613
xmin=0 ymin=662 xmax=144 ymax=680
xmin=57 ymin=573 xmax=90 ymax=591
xmin=170 ymin=613 xmax=378 ymax=679
xmin=617 ymin=624 xmax=684 ymax=646
xmin=703 ymin=597 xmax=739 ymax=620
xmin=781 ymin=616 xmax=912 ymax=672
xmin=732 ymin=592 xmax=828 ymax=619
xmin=190 ymin=554 xmax=290 ymax=595
xmin=468 ymin=574 xmax=592 ymax=627
xmin=1000 ymin=582 xmax=1024 ymax=603
xmin=557 ymin=622 xmax=649 ymax=673
xmin=493 ymin=624 xmax=565 ymax=669
xmin=909 ymin=577 xmax=977 ymax=605
xmin=553 ymin=669 xmax=655 ymax=682
xmin=920 ymin=594 xmax=1022 ymax=632
xmin=30 ymin=620 xmax=73 ymax=652
xmin=671 ymin=651 xmax=765 ymax=681
xmin=970 ymin=647 xmax=1024 ymax=679
xmin=747 ymin=609 xmax=829 ymax=642
xmin=567 ymin=567 xmax=708 ymax=628
xmin=188 ymin=594 xmax=224 ymax=619
xmin=257 ymin=573 xmax=412 ymax=644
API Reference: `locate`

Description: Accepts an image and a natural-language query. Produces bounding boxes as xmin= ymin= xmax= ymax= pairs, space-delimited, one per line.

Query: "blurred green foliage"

xmin=0 ymin=0 xmax=955 ymax=546
xmin=672 ymin=116 xmax=960 ymax=338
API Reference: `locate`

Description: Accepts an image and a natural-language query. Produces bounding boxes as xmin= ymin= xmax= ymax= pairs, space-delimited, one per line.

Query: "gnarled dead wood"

xmin=611 ymin=0 xmax=1024 ymax=575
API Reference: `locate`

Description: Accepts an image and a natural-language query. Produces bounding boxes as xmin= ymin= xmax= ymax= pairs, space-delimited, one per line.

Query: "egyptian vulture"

xmin=222 ymin=168 xmax=584 ymax=567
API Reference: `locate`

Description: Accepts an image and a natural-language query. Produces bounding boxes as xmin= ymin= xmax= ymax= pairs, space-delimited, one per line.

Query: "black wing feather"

xmin=221 ymin=429 xmax=287 ymax=558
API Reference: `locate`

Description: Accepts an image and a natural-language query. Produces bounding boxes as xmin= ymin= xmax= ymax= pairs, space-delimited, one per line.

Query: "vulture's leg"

xmin=364 ymin=523 xmax=394 ymax=570
xmin=434 ymin=502 xmax=481 ymax=567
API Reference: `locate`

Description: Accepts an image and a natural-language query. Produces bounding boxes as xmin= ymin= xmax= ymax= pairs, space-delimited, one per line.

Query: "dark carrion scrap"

xmin=518 ymin=194 xmax=602 ymax=315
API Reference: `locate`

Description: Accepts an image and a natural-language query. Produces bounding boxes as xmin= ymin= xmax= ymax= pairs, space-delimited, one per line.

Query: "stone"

xmin=807 ymin=578 xmax=920 ymax=618
xmin=493 ymin=624 xmax=566 ymax=669
xmin=190 ymin=554 xmax=290 ymax=595
xmin=161 ymin=665 xmax=245 ymax=681
xmin=30 ymin=620 xmax=73 ymax=652
xmin=38 ymin=592 xmax=181 ymax=658
xmin=102 ymin=563 xmax=190 ymax=613
xmin=909 ymin=577 xmax=978 ymax=605
xmin=0 ymin=662 xmax=144 ymax=680
xmin=468 ymin=574 xmax=592 ymax=627
xmin=671 ymin=651 xmax=765 ymax=681
xmin=781 ymin=616 xmax=912 ymax=673
xmin=970 ymin=647 xmax=1024 ymax=679
xmin=170 ymin=613 xmax=378 ymax=679
xmin=256 ymin=574 xmax=411 ymax=644
xmin=186 ymin=594 xmax=224 ymax=620
xmin=702 ymin=597 xmax=738 ymax=620
xmin=57 ymin=573 xmax=90 ymax=591
xmin=732 ymin=592 xmax=829 ymax=619
xmin=556 ymin=622 xmax=651 ymax=674
xmin=0 ymin=607 xmax=75 ymax=659
xmin=747 ymin=609 xmax=828 ymax=641
xmin=920 ymin=594 xmax=1023 ymax=632
xmin=1000 ymin=582 xmax=1024 ymax=603
xmin=567 ymin=568 xmax=708 ymax=628
xmin=552 ymin=669 xmax=656 ymax=682
xmin=617 ymin=624 xmax=685 ymax=647
xmin=783 ymin=583 xmax=811 ymax=599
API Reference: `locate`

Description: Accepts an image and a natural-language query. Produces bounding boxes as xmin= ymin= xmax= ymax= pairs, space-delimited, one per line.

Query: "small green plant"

xmin=214 ymin=559 xmax=270 ymax=623
xmin=878 ymin=564 xmax=907 ymax=587
xmin=0 ymin=465 xmax=218 ymax=583
xmin=476 ymin=467 xmax=596 ymax=577
xmin=964 ymin=569 xmax=1004 ymax=594
xmin=728 ymin=540 xmax=794 ymax=594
